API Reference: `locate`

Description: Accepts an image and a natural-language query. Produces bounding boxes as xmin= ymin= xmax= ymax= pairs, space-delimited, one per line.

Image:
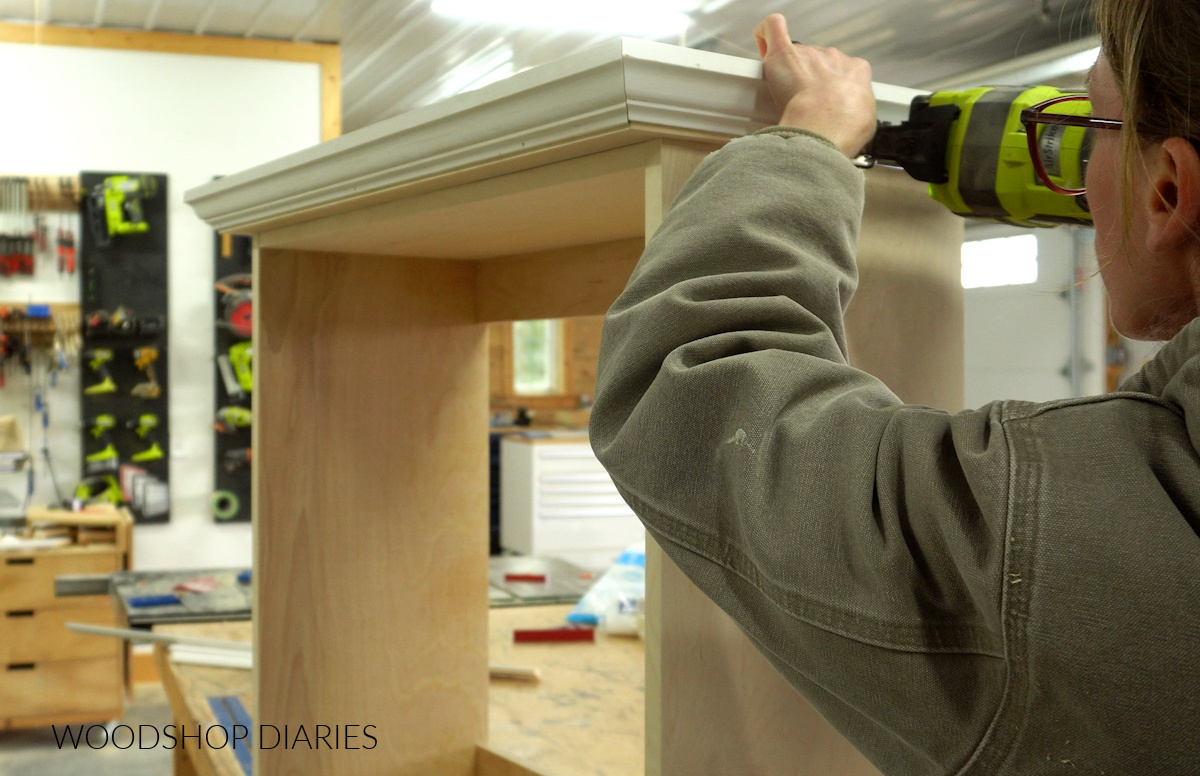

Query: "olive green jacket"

xmin=590 ymin=129 xmax=1200 ymax=775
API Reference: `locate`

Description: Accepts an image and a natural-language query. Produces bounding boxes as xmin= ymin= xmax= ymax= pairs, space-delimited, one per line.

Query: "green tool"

xmin=228 ymin=343 xmax=252 ymax=394
xmin=84 ymin=348 xmax=117 ymax=395
xmin=864 ymin=85 xmax=1092 ymax=227
xmin=212 ymin=490 xmax=240 ymax=520
xmin=87 ymin=175 xmax=158 ymax=247
xmin=214 ymin=406 xmax=252 ymax=434
xmin=75 ymin=475 xmax=122 ymax=506
xmin=129 ymin=414 xmax=164 ymax=462
xmin=84 ymin=414 xmax=119 ymax=472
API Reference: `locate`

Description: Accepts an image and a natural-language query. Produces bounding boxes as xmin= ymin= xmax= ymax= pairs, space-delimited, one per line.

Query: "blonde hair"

xmin=1094 ymin=0 xmax=1200 ymax=231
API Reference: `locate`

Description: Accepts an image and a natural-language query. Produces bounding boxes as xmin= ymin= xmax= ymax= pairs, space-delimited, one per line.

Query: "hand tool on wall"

xmin=85 ymin=307 xmax=164 ymax=337
xmin=132 ymin=346 xmax=160 ymax=399
xmin=57 ymin=225 xmax=76 ymax=275
xmin=0 ymin=177 xmax=35 ymax=276
xmin=83 ymin=414 xmax=119 ymax=473
xmin=34 ymin=386 xmax=65 ymax=505
xmin=84 ymin=348 xmax=117 ymax=394
xmin=214 ymin=406 xmax=252 ymax=434
xmin=33 ymin=213 xmax=47 ymax=254
xmin=863 ymin=86 xmax=1092 ymax=227
xmin=223 ymin=448 xmax=251 ymax=473
xmin=128 ymin=414 xmax=164 ymax=462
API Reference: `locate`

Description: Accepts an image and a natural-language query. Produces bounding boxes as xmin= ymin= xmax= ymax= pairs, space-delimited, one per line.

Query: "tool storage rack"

xmin=186 ymin=39 xmax=964 ymax=776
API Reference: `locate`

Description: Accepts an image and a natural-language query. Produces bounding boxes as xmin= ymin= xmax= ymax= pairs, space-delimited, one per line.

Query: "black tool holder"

xmin=78 ymin=171 xmax=171 ymax=524
xmin=212 ymin=233 xmax=252 ymax=523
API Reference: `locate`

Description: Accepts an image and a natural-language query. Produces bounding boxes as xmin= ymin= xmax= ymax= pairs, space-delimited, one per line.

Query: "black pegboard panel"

xmin=213 ymin=233 xmax=252 ymax=523
xmin=78 ymin=171 xmax=171 ymax=524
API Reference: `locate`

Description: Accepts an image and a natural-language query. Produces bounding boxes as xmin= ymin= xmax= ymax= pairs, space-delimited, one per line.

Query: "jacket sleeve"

xmin=590 ymin=130 xmax=1014 ymax=775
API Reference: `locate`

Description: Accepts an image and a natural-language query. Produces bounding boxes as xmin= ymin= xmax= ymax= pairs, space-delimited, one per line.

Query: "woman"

xmin=590 ymin=2 xmax=1200 ymax=774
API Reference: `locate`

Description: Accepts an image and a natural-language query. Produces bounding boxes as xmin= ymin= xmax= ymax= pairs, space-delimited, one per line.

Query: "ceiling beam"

xmin=92 ymin=0 xmax=107 ymax=28
xmin=144 ymin=0 xmax=164 ymax=30
xmin=292 ymin=0 xmax=337 ymax=41
xmin=194 ymin=0 xmax=221 ymax=35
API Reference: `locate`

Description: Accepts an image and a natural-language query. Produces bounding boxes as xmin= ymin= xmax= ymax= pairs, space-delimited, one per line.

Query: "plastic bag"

xmin=566 ymin=540 xmax=645 ymax=636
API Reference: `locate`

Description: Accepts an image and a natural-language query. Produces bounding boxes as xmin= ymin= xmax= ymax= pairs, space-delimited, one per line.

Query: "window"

xmin=961 ymin=234 xmax=1039 ymax=289
xmin=512 ymin=319 xmax=562 ymax=395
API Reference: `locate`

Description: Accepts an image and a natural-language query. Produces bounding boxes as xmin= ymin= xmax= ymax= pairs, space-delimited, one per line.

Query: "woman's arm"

xmin=589 ymin=61 xmax=1013 ymax=775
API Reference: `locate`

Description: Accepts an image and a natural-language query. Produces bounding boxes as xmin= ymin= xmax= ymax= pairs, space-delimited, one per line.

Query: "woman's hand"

xmin=754 ymin=13 xmax=877 ymax=157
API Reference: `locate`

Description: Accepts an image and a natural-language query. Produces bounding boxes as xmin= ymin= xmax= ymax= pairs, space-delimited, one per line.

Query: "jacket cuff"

xmin=751 ymin=126 xmax=841 ymax=152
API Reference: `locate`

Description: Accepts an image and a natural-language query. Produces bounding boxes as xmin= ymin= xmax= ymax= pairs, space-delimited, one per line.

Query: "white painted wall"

xmin=963 ymin=225 xmax=1107 ymax=408
xmin=0 ymin=42 xmax=320 ymax=569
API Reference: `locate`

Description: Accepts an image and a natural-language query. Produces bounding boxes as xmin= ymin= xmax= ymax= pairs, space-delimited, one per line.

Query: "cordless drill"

xmin=864 ymin=85 xmax=1093 ymax=227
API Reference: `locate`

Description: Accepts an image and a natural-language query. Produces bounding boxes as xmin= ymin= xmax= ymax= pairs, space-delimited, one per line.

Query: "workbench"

xmin=157 ymin=606 xmax=643 ymax=776
xmin=186 ymin=37 xmax=964 ymax=776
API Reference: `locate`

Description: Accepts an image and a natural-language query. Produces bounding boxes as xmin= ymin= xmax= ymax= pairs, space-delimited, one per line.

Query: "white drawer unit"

xmin=500 ymin=436 xmax=644 ymax=570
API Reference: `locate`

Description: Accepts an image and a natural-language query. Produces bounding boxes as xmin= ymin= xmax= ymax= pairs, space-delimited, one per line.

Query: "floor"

xmin=0 ymin=684 xmax=174 ymax=776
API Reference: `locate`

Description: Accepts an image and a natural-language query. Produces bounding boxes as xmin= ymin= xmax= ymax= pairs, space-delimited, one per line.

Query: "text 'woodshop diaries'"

xmin=52 ymin=723 xmax=380 ymax=750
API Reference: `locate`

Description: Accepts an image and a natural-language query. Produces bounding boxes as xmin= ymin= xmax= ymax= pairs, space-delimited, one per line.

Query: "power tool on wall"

xmin=862 ymin=85 xmax=1093 ymax=228
xmin=86 ymin=175 xmax=160 ymax=247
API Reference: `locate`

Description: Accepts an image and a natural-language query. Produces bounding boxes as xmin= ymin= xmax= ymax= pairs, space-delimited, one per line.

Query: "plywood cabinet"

xmin=187 ymin=38 xmax=961 ymax=776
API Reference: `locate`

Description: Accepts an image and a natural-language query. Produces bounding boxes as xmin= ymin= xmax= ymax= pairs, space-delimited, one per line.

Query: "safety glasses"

xmin=1020 ymin=94 xmax=1123 ymax=196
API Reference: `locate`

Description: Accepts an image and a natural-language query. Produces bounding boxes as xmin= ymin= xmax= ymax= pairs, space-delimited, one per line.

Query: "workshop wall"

xmin=0 ymin=41 xmax=321 ymax=568
xmin=963 ymin=226 xmax=1107 ymax=407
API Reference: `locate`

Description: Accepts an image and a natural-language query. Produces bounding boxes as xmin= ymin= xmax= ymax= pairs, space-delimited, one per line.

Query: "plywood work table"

xmin=157 ymin=607 xmax=643 ymax=776
xmin=186 ymin=35 xmax=963 ymax=776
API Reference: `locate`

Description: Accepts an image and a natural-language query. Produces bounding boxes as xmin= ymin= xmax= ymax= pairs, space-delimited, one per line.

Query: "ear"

xmin=1145 ymin=137 xmax=1200 ymax=251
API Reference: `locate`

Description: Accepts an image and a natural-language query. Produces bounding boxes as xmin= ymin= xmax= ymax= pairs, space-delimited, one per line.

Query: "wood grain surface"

xmin=156 ymin=622 xmax=251 ymax=776
xmin=255 ymin=248 xmax=489 ymax=776
xmin=160 ymin=607 xmax=644 ymax=776
xmin=487 ymin=605 xmax=643 ymax=776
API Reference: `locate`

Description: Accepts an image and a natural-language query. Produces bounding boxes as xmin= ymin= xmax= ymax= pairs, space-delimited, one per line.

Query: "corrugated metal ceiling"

xmin=0 ymin=0 xmax=1096 ymax=133
xmin=0 ymin=0 xmax=342 ymax=40
xmin=343 ymin=0 xmax=1096 ymax=131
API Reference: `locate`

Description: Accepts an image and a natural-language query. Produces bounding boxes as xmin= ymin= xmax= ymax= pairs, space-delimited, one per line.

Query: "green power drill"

xmin=864 ymin=86 xmax=1093 ymax=227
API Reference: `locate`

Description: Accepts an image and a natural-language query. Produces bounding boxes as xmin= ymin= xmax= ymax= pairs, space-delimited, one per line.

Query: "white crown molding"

xmin=187 ymin=38 xmax=926 ymax=234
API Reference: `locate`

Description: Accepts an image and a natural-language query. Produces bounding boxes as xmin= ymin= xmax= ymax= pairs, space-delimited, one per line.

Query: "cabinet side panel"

xmin=254 ymin=248 xmax=488 ymax=776
xmin=850 ymin=167 xmax=966 ymax=411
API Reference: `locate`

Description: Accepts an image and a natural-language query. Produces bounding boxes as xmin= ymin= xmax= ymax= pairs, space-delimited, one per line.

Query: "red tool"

xmin=57 ymin=228 xmax=75 ymax=275
xmin=513 ymin=627 xmax=595 ymax=644
xmin=504 ymin=573 xmax=547 ymax=583
xmin=215 ymin=274 xmax=253 ymax=338
xmin=173 ymin=576 xmax=221 ymax=593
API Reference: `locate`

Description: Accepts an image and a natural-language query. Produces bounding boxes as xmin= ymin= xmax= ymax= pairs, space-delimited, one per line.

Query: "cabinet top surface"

xmin=186 ymin=37 xmax=922 ymax=242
